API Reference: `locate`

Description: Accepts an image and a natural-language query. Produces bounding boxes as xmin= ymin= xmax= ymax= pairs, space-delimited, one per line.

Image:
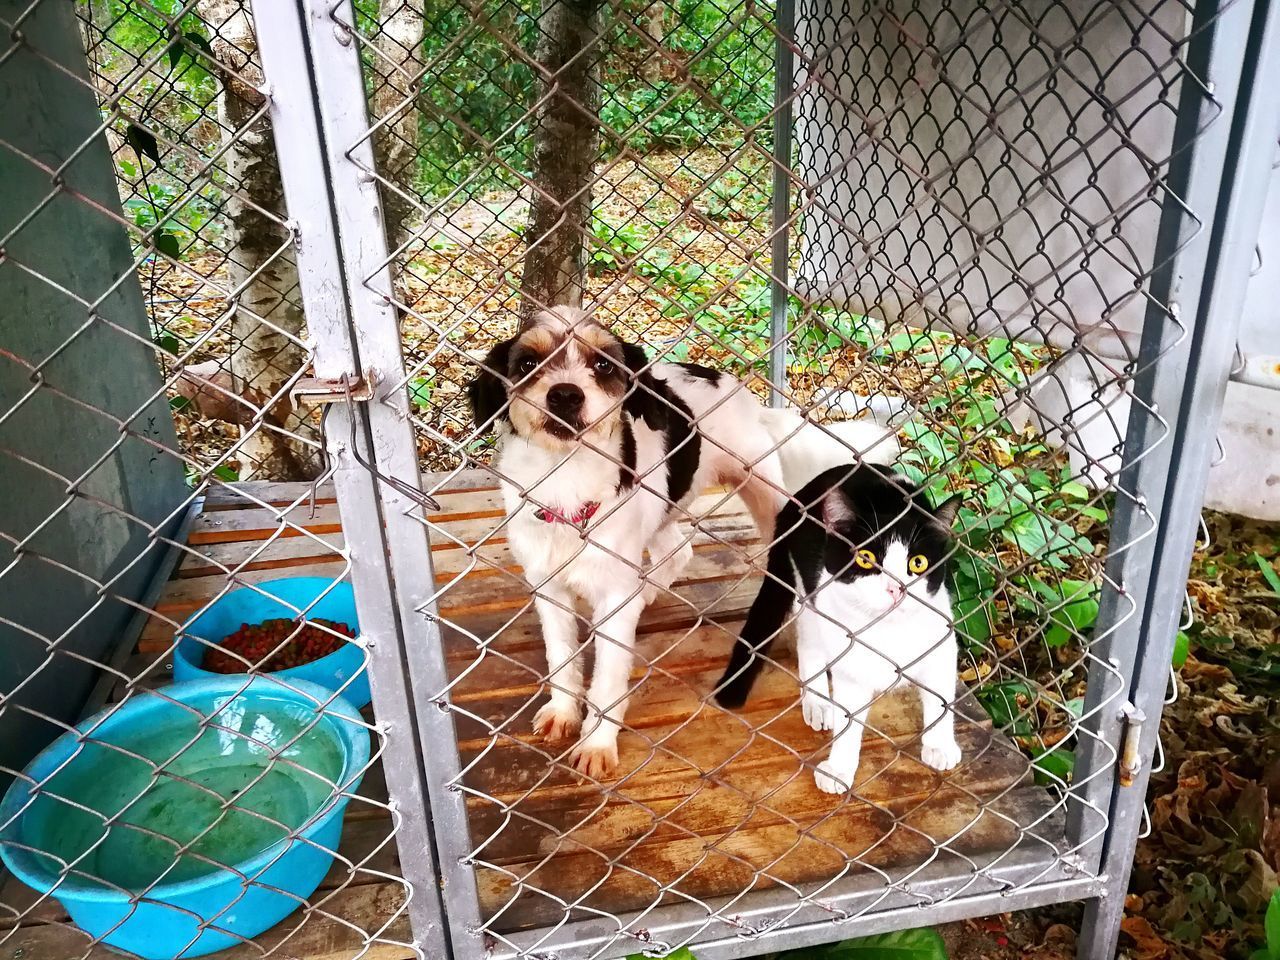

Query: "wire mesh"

xmin=1 ymin=2 xmax=418 ymax=958
xmin=324 ymin=0 xmax=1234 ymax=957
xmin=0 ymin=0 xmax=1258 ymax=959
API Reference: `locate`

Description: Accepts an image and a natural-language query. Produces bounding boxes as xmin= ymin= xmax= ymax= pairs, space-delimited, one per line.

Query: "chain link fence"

xmin=1 ymin=2 xmax=426 ymax=958
xmin=2 ymin=0 xmax=1277 ymax=959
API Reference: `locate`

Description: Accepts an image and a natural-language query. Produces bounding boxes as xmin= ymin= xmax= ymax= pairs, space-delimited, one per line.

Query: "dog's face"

xmin=468 ymin=307 xmax=656 ymax=449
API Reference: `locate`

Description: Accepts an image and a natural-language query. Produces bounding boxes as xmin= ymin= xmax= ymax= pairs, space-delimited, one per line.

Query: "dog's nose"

xmin=546 ymin=383 xmax=584 ymax=415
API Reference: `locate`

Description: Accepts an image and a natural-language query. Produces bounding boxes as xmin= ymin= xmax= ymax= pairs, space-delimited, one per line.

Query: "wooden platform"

xmin=3 ymin=474 xmax=1062 ymax=957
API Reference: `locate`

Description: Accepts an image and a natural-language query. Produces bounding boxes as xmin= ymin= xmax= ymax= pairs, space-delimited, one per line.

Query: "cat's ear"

xmin=821 ymin=489 xmax=854 ymax=527
xmin=931 ymin=493 xmax=962 ymax=530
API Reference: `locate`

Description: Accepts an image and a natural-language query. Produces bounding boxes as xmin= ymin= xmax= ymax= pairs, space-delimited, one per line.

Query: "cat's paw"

xmin=814 ymin=760 xmax=855 ymax=794
xmin=920 ymin=737 xmax=961 ymax=772
xmin=801 ymin=689 xmax=837 ymax=731
xmin=642 ymin=582 xmax=660 ymax=605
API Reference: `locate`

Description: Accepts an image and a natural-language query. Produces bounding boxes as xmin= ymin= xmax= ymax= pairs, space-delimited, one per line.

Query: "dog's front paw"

xmin=920 ymin=737 xmax=962 ymax=772
xmin=814 ymin=759 xmax=855 ymax=795
xmin=801 ymin=689 xmax=837 ymax=731
xmin=533 ymin=700 xmax=581 ymax=741
xmin=566 ymin=737 xmax=619 ymax=780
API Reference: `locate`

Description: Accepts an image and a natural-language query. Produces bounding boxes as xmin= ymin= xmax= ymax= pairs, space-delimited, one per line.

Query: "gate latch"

xmin=1118 ymin=702 xmax=1146 ymax=787
xmin=291 ymin=373 xmax=374 ymax=407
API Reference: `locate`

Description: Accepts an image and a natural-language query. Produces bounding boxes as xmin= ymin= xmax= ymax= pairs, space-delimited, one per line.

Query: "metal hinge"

xmin=1118 ymin=701 xmax=1146 ymax=787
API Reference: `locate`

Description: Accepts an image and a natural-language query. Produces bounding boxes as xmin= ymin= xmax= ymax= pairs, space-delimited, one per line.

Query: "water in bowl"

xmin=22 ymin=692 xmax=346 ymax=892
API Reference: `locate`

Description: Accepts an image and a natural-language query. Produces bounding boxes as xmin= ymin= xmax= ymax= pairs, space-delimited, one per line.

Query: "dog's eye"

xmin=593 ymin=358 xmax=615 ymax=375
xmin=854 ymin=549 xmax=876 ymax=570
xmin=516 ymin=358 xmax=537 ymax=376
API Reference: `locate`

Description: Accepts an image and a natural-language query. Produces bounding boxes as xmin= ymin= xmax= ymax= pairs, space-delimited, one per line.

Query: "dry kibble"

xmin=204 ymin=618 xmax=354 ymax=673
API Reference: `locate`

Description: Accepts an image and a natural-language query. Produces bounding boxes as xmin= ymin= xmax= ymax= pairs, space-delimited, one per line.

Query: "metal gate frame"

xmin=251 ymin=1 xmax=1280 ymax=959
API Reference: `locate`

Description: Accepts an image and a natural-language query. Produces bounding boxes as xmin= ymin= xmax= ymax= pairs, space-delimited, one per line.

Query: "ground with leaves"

xmin=936 ymin=515 xmax=1280 ymax=960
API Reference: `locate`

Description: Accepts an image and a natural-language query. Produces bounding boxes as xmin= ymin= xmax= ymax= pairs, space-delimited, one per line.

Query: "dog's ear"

xmin=620 ymin=341 xmax=667 ymax=430
xmin=468 ymin=339 xmax=514 ymax=432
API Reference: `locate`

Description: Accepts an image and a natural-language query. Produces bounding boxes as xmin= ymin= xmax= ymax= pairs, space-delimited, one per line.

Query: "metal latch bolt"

xmin=1118 ymin=702 xmax=1146 ymax=787
xmin=290 ymin=373 xmax=373 ymax=407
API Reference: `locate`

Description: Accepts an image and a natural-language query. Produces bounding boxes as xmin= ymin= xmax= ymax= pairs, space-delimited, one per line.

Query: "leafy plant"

xmin=774 ymin=928 xmax=950 ymax=960
xmin=1253 ymin=552 xmax=1280 ymax=597
xmin=1246 ymin=885 xmax=1280 ymax=959
xmin=408 ymin=377 xmax=433 ymax=410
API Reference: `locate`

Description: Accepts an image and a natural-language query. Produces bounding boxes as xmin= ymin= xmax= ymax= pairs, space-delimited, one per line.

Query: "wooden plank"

xmin=199 ymin=469 xmax=502 ymax=510
xmin=140 ymin=512 xmax=760 ymax=652
xmin=433 ymin=607 xmax=1056 ymax=934
xmin=478 ymin=787 xmax=1058 ymax=932
xmin=3 ymin=882 xmax=416 ymax=960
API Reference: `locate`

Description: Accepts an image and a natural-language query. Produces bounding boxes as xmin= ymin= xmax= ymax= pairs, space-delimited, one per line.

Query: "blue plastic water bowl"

xmin=0 ymin=677 xmax=370 ymax=959
xmin=172 ymin=577 xmax=370 ymax=710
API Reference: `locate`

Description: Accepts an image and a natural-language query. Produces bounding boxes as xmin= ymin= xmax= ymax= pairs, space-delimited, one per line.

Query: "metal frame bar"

xmin=1065 ymin=0 xmax=1258 ymax=881
xmin=1078 ymin=1 xmax=1280 ymax=956
xmin=767 ymin=0 xmax=795 ymax=407
xmin=491 ymin=844 xmax=1096 ymax=960
xmin=291 ymin=3 xmax=489 ymax=959
xmin=252 ymin=2 xmax=452 ymax=956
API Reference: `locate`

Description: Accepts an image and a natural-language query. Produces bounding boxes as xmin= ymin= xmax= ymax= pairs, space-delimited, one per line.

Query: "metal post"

xmin=1066 ymin=0 xmax=1250 ymax=875
xmin=291 ymin=3 xmax=489 ymax=959
xmin=768 ymin=0 xmax=795 ymax=407
xmin=252 ymin=2 xmax=451 ymax=956
xmin=1076 ymin=1 xmax=1280 ymax=957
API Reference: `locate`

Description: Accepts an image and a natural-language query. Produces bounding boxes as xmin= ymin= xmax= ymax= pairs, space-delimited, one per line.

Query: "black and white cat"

xmin=715 ymin=463 xmax=963 ymax=794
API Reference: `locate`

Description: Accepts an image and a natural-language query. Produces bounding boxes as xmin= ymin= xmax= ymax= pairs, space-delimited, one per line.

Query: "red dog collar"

xmin=533 ymin=501 xmax=601 ymax=525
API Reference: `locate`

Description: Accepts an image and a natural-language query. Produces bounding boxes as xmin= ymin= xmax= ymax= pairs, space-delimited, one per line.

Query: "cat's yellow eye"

xmin=854 ymin=549 xmax=876 ymax=570
xmin=908 ymin=554 xmax=930 ymax=575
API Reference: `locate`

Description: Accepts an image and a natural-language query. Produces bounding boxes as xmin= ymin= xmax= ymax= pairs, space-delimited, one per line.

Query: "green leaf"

xmin=408 ymin=376 xmax=432 ymax=410
xmin=169 ymin=395 xmax=191 ymax=412
xmin=1032 ymin=747 xmax=1075 ymax=786
xmin=780 ymin=928 xmax=949 ymax=960
xmin=1029 ymin=578 xmax=1099 ymax=647
xmin=975 ymin=681 xmax=1035 ymax=737
xmin=212 ymin=465 xmax=239 ymax=482
xmin=953 ymin=592 xmax=992 ymax=646
xmin=155 ymin=231 xmax=181 ymax=259
xmin=1171 ymin=631 xmax=1190 ymax=670
xmin=627 ymin=949 xmax=696 ymax=960
xmin=1265 ymin=887 xmax=1280 ymax=959
xmin=1059 ymin=480 xmax=1091 ymax=501
xmin=154 ymin=333 xmax=181 ymax=355
xmin=184 ymin=31 xmax=215 ymax=61
xmin=125 ymin=122 xmax=160 ymax=164
xmin=1254 ymin=552 xmax=1280 ymax=597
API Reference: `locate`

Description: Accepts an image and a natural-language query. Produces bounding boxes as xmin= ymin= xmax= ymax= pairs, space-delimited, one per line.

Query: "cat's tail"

xmin=715 ymin=538 xmax=798 ymax=710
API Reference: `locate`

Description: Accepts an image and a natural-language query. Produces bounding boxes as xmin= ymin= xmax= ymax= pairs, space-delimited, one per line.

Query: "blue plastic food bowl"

xmin=0 ymin=677 xmax=370 ymax=959
xmin=172 ymin=577 xmax=370 ymax=709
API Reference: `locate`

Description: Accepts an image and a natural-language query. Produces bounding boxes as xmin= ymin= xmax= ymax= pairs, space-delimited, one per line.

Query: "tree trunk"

xmin=372 ymin=1 xmax=424 ymax=249
xmin=201 ymin=0 xmax=318 ymax=480
xmin=640 ymin=2 xmax=663 ymax=82
xmin=520 ymin=0 xmax=604 ymax=323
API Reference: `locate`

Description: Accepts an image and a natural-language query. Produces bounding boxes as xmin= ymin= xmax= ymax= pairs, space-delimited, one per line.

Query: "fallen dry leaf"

xmin=1121 ymin=916 xmax=1170 ymax=960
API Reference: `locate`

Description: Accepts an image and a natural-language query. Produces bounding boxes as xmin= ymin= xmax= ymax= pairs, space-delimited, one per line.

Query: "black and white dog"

xmin=468 ymin=306 xmax=897 ymax=777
